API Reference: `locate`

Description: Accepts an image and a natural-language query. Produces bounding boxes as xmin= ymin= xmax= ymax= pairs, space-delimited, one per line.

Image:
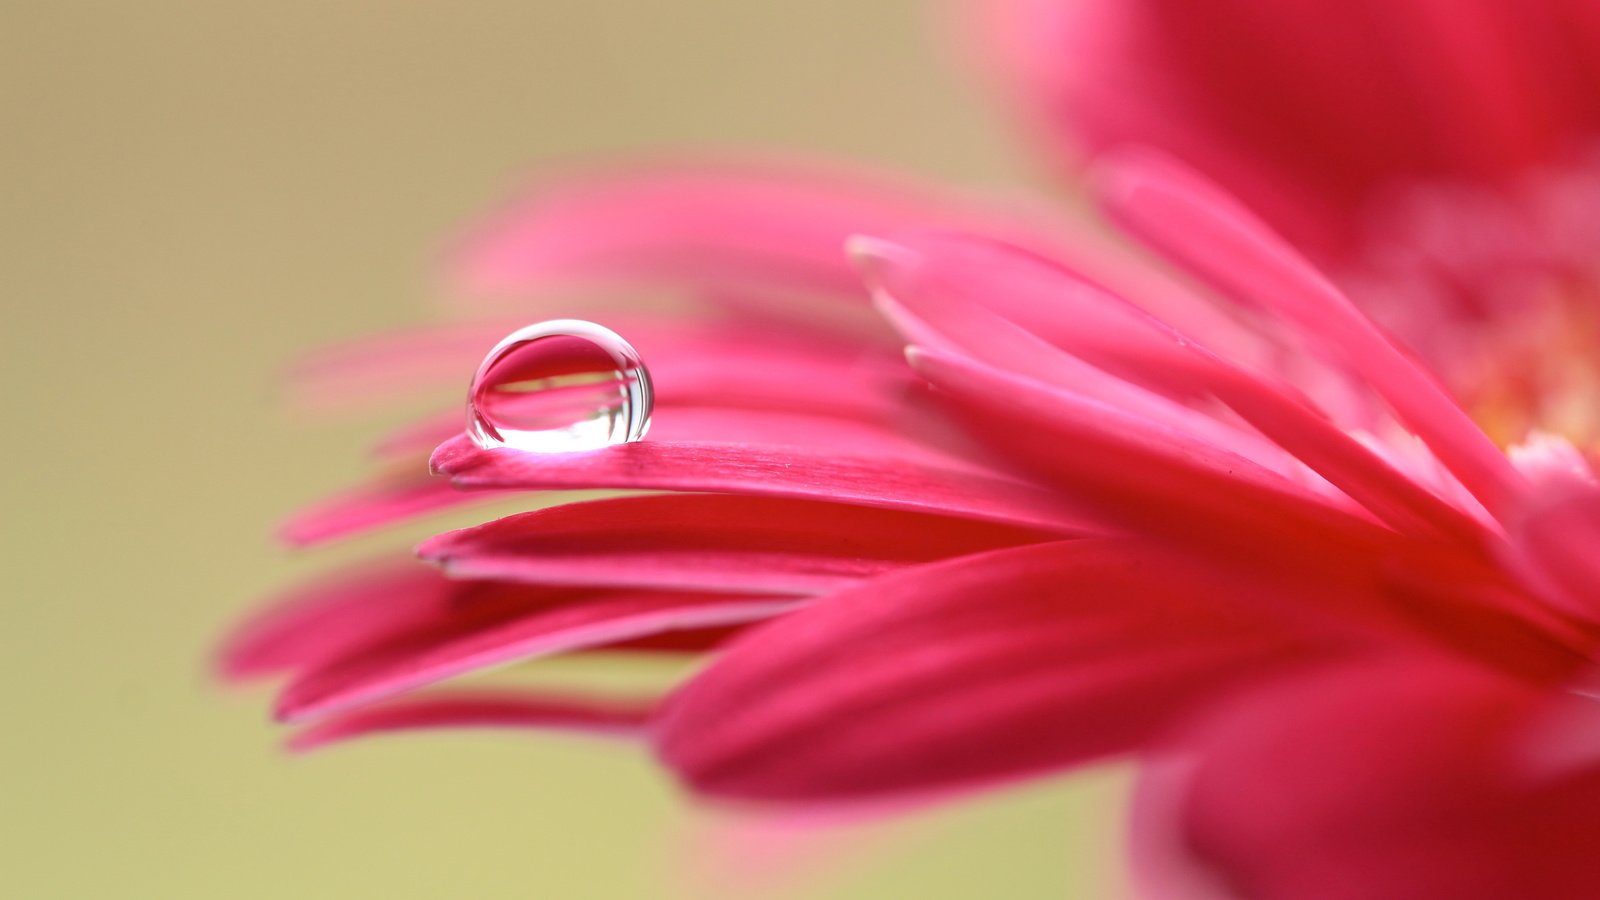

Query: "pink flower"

xmin=223 ymin=7 xmax=1600 ymax=898
xmin=980 ymin=0 xmax=1600 ymax=442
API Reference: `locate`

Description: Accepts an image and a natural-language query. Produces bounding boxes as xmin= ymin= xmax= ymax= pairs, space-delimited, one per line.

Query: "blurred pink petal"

xmin=220 ymin=560 xmax=455 ymax=681
xmin=1502 ymin=474 xmax=1600 ymax=622
xmin=976 ymin=0 xmax=1600 ymax=254
xmin=451 ymin=157 xmax=1052 ymax=300
xmin=276 ymin=471 xmax=514 ymax=547
xmin=277 ymin=588 xmax=799 ymax=722
xmin=287 ymin=690 xmax=655 ymax=752
xmin=1149 ymin=657 xmax=1600 ymax=900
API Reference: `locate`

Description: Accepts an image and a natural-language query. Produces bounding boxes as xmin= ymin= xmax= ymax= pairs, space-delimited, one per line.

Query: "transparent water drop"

xmin=466 ymin=319 xmax=653 ymax=452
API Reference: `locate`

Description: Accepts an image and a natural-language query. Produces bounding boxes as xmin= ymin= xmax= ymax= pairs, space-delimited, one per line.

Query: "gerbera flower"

xmin=224 ymin=3 xmax=1600 ymax=898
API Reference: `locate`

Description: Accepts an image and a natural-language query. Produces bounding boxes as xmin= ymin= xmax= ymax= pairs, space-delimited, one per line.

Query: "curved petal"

xmin=291 ymin=400 xmax=1003 ymax=547
xmin=276 ymin=471 xmax=515 ymax=547
xmin=1149 ymin=656 xmax=1600 ymax=900
xmin=1093 ymin=152 xmax=1523 ymax=514
xmin=420 ymin=494 xmax=1052 ymax=595
xmin=287 ymin=689 xmax=655 ymax=752
xmin=861 ymin=232 xmax=1488 ymax=543
xmin=277 ymin=588 xmax=799 ymax=723
xmin=224 ymin=562 xmax=761 ymax=687
xmin=655 ymin=540 xmax=1313 ymax=804
xmin=219 ymin=560 xmax=454 ymax=681
xmin=906 ymin=346 xmax=1376 ymax=551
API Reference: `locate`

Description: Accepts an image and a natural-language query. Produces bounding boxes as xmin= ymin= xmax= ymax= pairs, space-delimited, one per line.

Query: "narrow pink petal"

xmin=905 ymin=347 xmax=1374 ymax=549
xmin=450 ymin=157 xmax=1047 ymax=300
xmin=1155 ymin=656 xmax=1600 ymax=900
xmin=388 ymin=400 xmax=958 ymax=473
xmin=277 ymin=589 xmax=799 ymax=722
xmin=420 ymin=494 xmax=1051 ymax=595
xmin=225 ymin=560 xmax=755 ymax=686
xmin=219 ymin=560 xmax=454 ymax=681
xmin=430 ymin=435 xmax=1092 ymax=534
xmin=910 ymin=344 xmax=1592 ymax=674
xmin=276 ymin=469 xmax=513 ymax=547
xmin=297 ymin=397 xmax=1016 ymax=547
xmin=654 ymin=540 xmax=1313 ymax=803
xmin=287 ymin=690 xmax=655 ymax=752
xmin=1093 ymin=152 xmax=1523 ymax=513
xmin=863 ymin=233 xmax=1488 ymax=542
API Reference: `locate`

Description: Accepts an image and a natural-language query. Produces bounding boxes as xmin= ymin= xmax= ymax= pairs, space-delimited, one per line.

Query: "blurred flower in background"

xmin=223 ymin=1 xmax=1600 ymax=898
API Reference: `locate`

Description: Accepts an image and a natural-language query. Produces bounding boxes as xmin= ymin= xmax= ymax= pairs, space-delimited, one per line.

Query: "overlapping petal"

xmin=420 ymin=494 xmax=1053 ymax=595
xmin=1094 ymin=153 xmax=1522 ymax=514
xmin=656 ymin=540 xmax=1317 ymax=803
xmin=1141 ymin=657 xmax=1600 ymax=900
xmin=276 ymin=585 xmax=799 ymax=722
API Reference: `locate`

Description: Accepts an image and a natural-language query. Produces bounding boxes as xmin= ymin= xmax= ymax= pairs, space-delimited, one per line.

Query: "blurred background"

xmin=3 ymin=2 xmax=1126 ymax=896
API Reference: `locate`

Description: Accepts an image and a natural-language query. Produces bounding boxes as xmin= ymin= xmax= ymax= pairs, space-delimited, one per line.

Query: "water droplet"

xmin=466 ymin=319 xmax=653 ymax=452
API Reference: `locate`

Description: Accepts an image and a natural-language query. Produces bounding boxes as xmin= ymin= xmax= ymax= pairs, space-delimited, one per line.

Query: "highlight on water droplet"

xmin=466 ymin=319 xmax=653 ymax=452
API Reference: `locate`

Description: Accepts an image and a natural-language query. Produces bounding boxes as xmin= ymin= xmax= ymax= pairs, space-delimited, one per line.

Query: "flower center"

xmin=1345 ymin=147 xmax=1600 ymax=449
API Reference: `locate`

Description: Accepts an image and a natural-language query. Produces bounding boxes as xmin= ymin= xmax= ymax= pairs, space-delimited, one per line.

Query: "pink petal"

xmin=277 ymin=588 xmax=799 ymax=722
xmin=420 ymin=494 xmax=1051 ymax=595
xmin=1149 ymin=656 xmax=1600 ymax=900
xmin=905 ymin=346 xmax=1373 ymax=551
xmin=907 ymin=348 xmax=1590 ymax=674
xmin=430 ymin=435 xmax=1092 ymax=534
xmin=1501 ymin=473 xmax=1600 ymax=622
xmin=450 ymin=157 xmax=1047 ymax=300
xmin=861 ymin=233 xmax=1487 ymax=542
xmin=971 ymin=0 xmax=1359 ymax=253
xmin=1093 ymin=152 xmax=1523 ymax=514
xmin=219 ymin=560 xmax=455 ymax=681
xmin=387 ymin=398 xmax=958 ymax=471
xmin=288 ymin=320 xmax=520 ymax=412
xmin=224 ymin=559 xmax=757 ymax=686
xmin=287 ymin=689 xmax=655 ymax=752
xmin=654 ymin=540 xmax=1312 ymax=803
xmin=277 ymin=469 xmax=513 ymax=547
xmin=293 ymin=397 xmax=1025 ymax=547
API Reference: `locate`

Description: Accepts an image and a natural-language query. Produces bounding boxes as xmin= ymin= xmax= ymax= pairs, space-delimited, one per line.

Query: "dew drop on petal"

xmin=466 ymin=319 xmax=653 ymax=452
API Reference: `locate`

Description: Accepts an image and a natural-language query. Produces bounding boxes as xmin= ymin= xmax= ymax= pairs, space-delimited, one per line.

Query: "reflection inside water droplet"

xmin=466 ymin=319 xmax=653 ymax=452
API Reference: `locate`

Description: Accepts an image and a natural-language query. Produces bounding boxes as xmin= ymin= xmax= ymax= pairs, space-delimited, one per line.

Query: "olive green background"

xmin=3 ymin=2 xmax=1126 ymax=896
